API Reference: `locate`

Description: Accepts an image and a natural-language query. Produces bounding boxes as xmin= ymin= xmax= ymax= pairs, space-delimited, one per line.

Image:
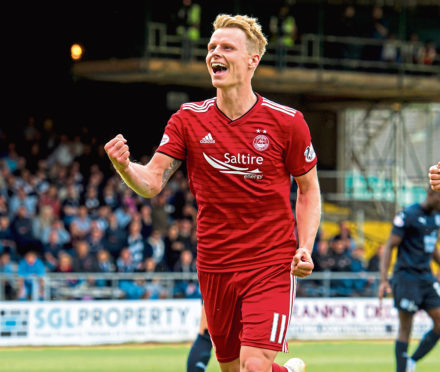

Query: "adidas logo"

xmin=200 ymin=133 xmax=215 ymax=143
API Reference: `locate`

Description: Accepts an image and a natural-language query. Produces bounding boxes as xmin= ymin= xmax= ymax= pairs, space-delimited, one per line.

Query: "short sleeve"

xmin=391 ymin=210 xmax=407 ymax=238
xmin=284 ymin=111 xmax=317 ymax=177
xmin=156 ymin=110 xmax=186 ymax=160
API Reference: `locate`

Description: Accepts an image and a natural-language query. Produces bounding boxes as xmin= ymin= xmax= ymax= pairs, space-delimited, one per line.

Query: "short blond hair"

xmin=212 ymin=14 xmax=267 ymax=57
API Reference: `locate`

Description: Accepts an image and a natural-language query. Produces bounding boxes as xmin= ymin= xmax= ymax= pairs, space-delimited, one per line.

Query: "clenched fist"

xmin=291 ymin=247 xmax=314 ymax=278
xmin=429 ymin=162 xmax=440 ymax=192
xmin=104 ymin=134 xmax=131 ymax=173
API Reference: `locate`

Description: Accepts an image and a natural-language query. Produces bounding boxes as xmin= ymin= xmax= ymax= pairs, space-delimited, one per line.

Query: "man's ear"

xmin=248 ymin=54 xmax=260 ymax=69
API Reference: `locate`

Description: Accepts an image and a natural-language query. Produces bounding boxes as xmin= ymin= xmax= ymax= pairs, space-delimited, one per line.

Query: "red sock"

xmin=272 ymin=363 xmax=288 ymax=372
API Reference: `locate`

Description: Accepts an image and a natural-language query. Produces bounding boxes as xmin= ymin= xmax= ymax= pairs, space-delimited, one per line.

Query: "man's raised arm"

xmin=104 ymin=134 xmax=182 ymax=198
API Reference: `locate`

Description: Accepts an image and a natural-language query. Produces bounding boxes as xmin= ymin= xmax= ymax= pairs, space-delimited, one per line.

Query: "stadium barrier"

xmin=0 ymin=298 xmax=432 ymax=346
xmin=0 ymin=272 xmax=381 ymax=301
xmin=147 ymin=22 xmax=440 ymax=76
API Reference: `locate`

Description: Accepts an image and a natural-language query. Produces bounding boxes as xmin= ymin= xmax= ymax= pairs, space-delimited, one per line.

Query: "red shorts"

xmin=198 ymin=263 xmax=296 ymax=363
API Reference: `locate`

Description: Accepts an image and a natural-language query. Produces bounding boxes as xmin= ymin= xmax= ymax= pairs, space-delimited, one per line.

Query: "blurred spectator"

xmin=38 ymin=184 xmax=61 ymax=218
xmin=330 ymin=220 xmax=355 ymax=252
xmin=175 ymin=0 xmax=201 ymax=62
xmin=72 ymin=240 xmax=99 ymax=273
xmin=328 ymin=237 xmax=353 ymax=296
xmin=87 ymin=221 xmax=106 ymax=254
xmin=104 ymin=212 xmax=127 ymax=260
xmin=42 ymin=229 xmax=65 ymax=271
xmin=101 ymin=183 xmax=119 ymax=210
xmin=144 ymin=257 xmax=169 ymax=299
xmin=173 ymin=249 xmax=199 ymax=298
xmin=96 ymin=249 xmax=115 ymax=287
xmin=41 ymin=219 xmax=70 ymax=246
xmin=363 ymin=6 xmax=389 ymax=62
xmin=82 ymin=186 xmax=101 ymax=217
xmin=311 ymin=239 xmax=332 ymax=272
xmin=11 ymin=205 xmax=40 ymax=256
xmin=70 ymin=205 xmax=92 ymax=241
xmin=164 ymin=223 xmax=185 ymax=269
xmin=17 ymin=250 xmax=45 ymax=300
xmin=146 ymin=229 xmax=166 ymax=268
xmin=334 ymin=5 xmax=361 ymax=61
xmin=48 ymin=134 xmax=74 ymax=167
xmin=269 ymin=1 xmax=298 ymax=69
xmin=419 ymin=40 xmax=437 ymax=65
xmin=0 ymin=251 xmax=15 ymax=299
xmin=367 ymin=244 xmax=384 ymax=272
xmin=61 ymin=184 xmax=80 ymax=227
xmin=401 ymin=33 xmax=422 ymax=64
xmin=117 ymin=248 xmax=145 ymax=300
xmin=0 ymin=214 xmax=16 ymax=257
xmin=349 ymin=244 xmax=369 ymax=295
xmin=139 ymin=204 xmax=153 ymax=238
xmin=32 ymin=205 xmax=54 ymax=242
xmin=9 ymin=187 xmax=38 ymax=217
xmin=126 ymin=220 xmax=152 ymax=270
xmin=151 ymin=193 xmax=170 ymax=233
xmin=381 ymin=34 xmax=400 ymax=64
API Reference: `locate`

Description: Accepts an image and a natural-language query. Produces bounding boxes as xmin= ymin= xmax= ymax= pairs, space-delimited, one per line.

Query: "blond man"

xmin=105 ymin=14 xmax=320 ymax=372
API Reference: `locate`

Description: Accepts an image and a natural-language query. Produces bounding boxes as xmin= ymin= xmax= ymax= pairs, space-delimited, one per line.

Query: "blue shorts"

xmin=392 ymin=276 xmax=440 ymax=313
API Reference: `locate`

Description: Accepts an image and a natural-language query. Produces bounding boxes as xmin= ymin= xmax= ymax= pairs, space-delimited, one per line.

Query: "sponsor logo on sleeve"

xmin=160 ymin=134 xmax=170 ymax=146
xmin=393 ymin=212 xmax=405 ymax=227
xmin=304 ymin=144 xmax=316 ymax=162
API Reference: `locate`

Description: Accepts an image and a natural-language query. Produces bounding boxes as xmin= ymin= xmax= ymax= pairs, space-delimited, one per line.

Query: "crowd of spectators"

xmin=0 ymin=116 xmax=382 ymax=301
xmin=0 ymin=116 xmax=199 ymax=301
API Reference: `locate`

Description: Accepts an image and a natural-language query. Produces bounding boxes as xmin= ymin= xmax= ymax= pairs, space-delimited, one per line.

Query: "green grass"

xmin=1 ymin=341 xmax=439 ymax=372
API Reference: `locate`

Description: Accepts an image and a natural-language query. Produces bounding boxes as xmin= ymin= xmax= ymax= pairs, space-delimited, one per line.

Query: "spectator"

xmin=82 ymin=186 xmax=101 ymax=217
xmin=328 ymin=236 xmax=353 ymax=296
xmin=331 ymin=220 xmax=355 ymax=252
xmin=72 ymin=240 xmax=99 ymax=273
xmin=144 ymin=257 xmax=169 ymax=299
xmin=9 ymin=187 xmax=38 ymax=217
xmin=151 ymin=193 xmax=170 ymax=233
xmin=70 ymin=205 xmax=92 ymax=241
xmin=101 ymin=183 xmax=120 ymax=210
xmin=146 ymin=229 xmax=166 ymax=268
xmin=87 ymin=221 xmax=106 ymax=254
xmin=349 ymin=244 xmax=369 ymax=295
xmin=11 ymin=205 xmax=40 ymax=256
xmin=126 ymin=220 xmax=152 ymax=270
xmin=104 ymin=212 xmax=127 ymax=260
xmin=363 ymin=5 xmax=389 ymax=63
xmin=17 ymin=250 xmax=45 ymax=300
xmin=269 ymin=2 xmax=298 ymax=69
xmin=139 ymin=204 xmax=153 ymax=238
xmin=41 ymin=218 xmax=70 ymax=246
xmin=335 ymin=5 xmax=361 ymax=61
xmin=116 ymin=247 xmax=145 ymax=300
xmin=402 ymin=33 xmax=423 ymax=64
xmin=367 ymin=244 xmax=384 ymax=272
xmin=0 ymin=214 xmax=16 ymax=258
xmin=38 ymin=184 xmax=61 ymax=218
xmin=0 ymin=251 xmax=15 ymax=299
xmin=173 ymin=249 xmax=199 ymax=299
xmin=419 ymin=40 xmax=437 ymax=65
xmin=164 ymin=223 xmax=185 ymax=269
xmin=311 ymin=239 xmax=332 ymax=272
xmin=61 ymin=184 xmax=80 ymax=227
xmin=175 ymin=0 xmax=201 ymax=62
xmin=42 ymin=229 xmax=65 ymax=271
xmin=32 ymin=205 xmax=54 ymax=242
xmin=96 ymin=249 xmax=115 ymax=287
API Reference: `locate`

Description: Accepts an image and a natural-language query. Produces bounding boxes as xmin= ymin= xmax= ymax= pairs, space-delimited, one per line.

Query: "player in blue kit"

xmin=379 ymin=187 xmax=440 ymax=372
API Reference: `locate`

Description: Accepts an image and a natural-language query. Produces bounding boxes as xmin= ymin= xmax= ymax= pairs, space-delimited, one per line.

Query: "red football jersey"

xmin=156 ymin=94 xmax=317 ymax=272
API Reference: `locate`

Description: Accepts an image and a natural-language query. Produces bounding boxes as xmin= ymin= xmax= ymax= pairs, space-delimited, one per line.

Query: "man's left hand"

xmin=291 ymin=248 xmax=314 ymax=278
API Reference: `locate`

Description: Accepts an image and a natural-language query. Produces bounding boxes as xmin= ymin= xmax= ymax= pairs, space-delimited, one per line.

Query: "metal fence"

xmin=0 ymin=271 xmax=381 ymax=301
xmin=147 ymin=22 xmax=439 ymax=76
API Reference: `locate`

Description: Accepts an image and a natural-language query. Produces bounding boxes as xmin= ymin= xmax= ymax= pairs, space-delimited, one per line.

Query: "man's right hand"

xmin=429 ymin=162 xmax=440 ymax=191
xmin=378 ymin=280 xmax=391 ymax=303
xmin=104 ymin=134 xmax=130 ymax=173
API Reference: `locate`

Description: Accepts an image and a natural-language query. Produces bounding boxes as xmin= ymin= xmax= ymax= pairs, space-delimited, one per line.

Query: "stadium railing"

xmin=146 ymin=22 xmax=439 ymax=76
xmin=0 ymin=271 xmax=380 ymax=301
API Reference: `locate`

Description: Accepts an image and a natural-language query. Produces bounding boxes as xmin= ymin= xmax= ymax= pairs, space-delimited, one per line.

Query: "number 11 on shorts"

xmin=270 ymin=312 xmax=287 ymax=344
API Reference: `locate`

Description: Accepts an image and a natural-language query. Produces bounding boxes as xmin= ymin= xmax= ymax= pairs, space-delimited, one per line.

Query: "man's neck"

xmin=216 ymin=86 xmax=257 ymax=121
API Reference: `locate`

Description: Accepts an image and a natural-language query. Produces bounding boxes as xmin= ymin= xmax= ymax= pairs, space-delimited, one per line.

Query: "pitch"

xmin=1 ymin=341 xmax=439 ymax=371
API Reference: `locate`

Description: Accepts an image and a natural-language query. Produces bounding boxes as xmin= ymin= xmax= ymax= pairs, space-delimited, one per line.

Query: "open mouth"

xmin=212 ymin=62 xmax=228 ymax=74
